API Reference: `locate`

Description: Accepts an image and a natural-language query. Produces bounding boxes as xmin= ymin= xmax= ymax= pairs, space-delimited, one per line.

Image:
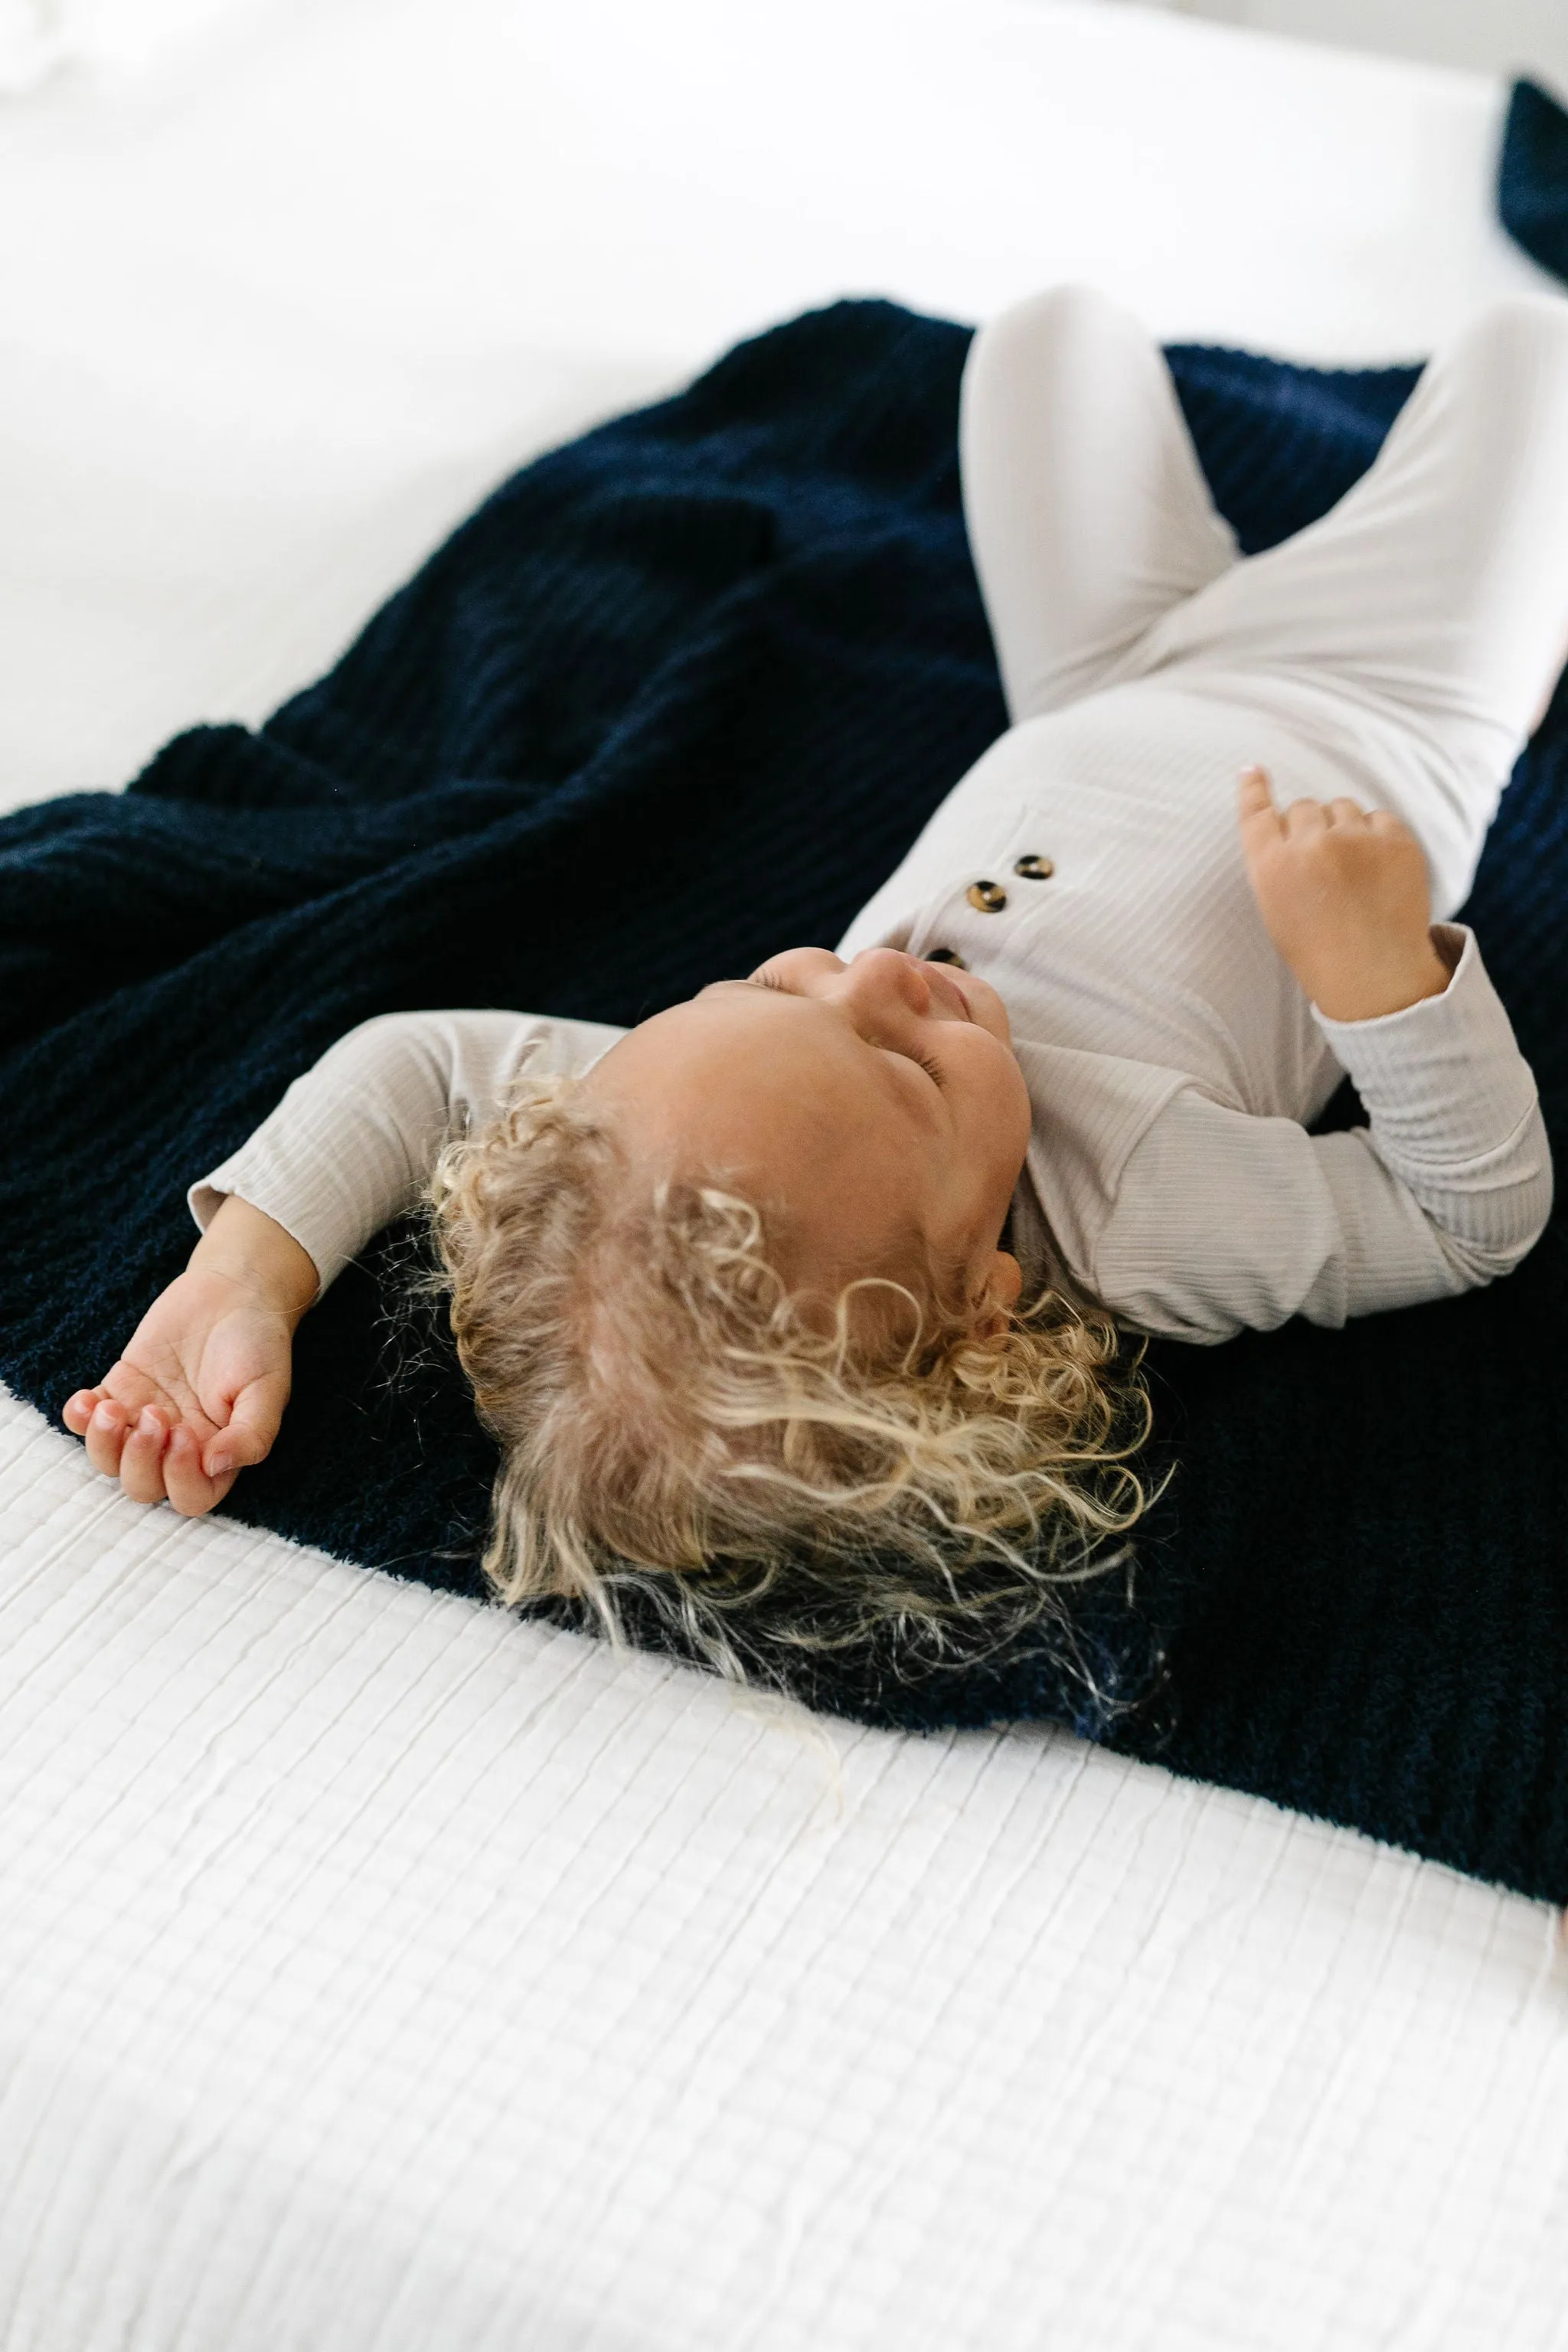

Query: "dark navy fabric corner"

xmin=1501 ymin=76 xmax=1568 ymax=287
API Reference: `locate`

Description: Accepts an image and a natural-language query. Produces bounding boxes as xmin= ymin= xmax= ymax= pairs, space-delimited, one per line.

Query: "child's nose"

xmin=838 ymin=948 xmax=930 ymax=1019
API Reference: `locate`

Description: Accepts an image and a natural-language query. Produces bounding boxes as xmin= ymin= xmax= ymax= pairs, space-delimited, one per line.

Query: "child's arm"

xmin=1083 ymin=773 xmax=1550 ymax=1341
xmin=65 ymin=1009 xmax=625 ymax=1511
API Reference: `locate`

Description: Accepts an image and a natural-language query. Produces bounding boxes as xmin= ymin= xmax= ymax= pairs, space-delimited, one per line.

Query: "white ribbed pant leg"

xmin=1135 ymin=295 xmax=1568 ymax=914
xmin=959 ymin=285 xmax=1238 ymax=724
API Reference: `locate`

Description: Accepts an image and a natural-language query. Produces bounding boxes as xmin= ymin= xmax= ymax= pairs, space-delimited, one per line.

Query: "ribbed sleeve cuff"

xmin=1311 ymin=926 xmax=1540 ymax=1162
xmin=188 ymin=1151 xmax=364 ymax=1296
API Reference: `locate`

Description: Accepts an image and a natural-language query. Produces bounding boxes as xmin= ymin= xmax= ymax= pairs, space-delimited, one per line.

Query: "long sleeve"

xmin=1089 ymin=927 xmax=1552 ymax=1344
xmin=189 ymin=1011 xmax=626 ymax=1292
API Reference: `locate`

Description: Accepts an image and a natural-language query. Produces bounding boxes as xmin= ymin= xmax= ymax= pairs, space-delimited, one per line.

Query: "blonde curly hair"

xmin=428 ymin=1065 xmax=1154 ymax=1697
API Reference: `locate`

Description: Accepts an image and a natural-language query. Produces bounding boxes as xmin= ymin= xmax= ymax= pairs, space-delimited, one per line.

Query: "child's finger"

xmin=83 ymin=1398 xmax=131 ymax=1478
xmin=118 ymin=1406 xmax=172 ymax=1506
xmin=1236 ymin=766 xmax=1279 ymax=828
xmin=164 ymin=1423 xmax=223 ymax=1518
xmin=1282 ymin=797 xmax=1329 ymax=841
xmin=1326 ymin=796 xmax=1370 ymax=829
xmin=64 ymin=1388 xmax=103 ymax=1436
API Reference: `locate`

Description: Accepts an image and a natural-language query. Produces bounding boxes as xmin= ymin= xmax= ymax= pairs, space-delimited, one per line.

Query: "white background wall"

xmin=1109 ymin=0 xmax=1568 ymax=90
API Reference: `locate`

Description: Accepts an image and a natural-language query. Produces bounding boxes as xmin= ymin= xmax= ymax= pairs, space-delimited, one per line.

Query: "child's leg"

xmin=961 ymin=285 xmax=1238 ymax=724
xmin=1135 ymin=296 xmax=1568 ymax=914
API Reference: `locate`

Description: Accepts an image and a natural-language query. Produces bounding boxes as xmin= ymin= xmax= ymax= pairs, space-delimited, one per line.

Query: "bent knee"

xmin=967 ymin=283 xmax=1148 ymax=384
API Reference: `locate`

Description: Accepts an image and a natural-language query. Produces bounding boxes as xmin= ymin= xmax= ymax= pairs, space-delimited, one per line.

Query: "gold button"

xmin=965 ymin=880 xmax=1008 ymax=913
xmin=1014 ymin=853 xmax=1055 ymax=880
xmin=925 ymin=946 xmax=968 ymax=969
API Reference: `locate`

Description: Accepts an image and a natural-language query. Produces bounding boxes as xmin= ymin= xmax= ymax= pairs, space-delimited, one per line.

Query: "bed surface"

xmin=2 ymin=3 xmax=1565 ymax=2345
xmin=4 ymin=1396 xmax=1567 ymax=2350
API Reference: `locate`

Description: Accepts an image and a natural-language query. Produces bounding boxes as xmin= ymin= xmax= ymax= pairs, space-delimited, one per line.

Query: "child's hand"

xmin=62 ymin=1197 xmax=318 ymax=1517
xmin=1237 ymin=766 xmax=1452 ymax=1024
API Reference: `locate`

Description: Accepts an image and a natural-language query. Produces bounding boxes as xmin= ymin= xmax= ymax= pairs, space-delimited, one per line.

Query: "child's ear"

xmin=973 ymin=1249 xmax=1024 ymax=1333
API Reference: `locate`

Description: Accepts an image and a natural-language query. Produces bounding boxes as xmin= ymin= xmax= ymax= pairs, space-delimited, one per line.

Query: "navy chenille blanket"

xmin=5 ymin=81 xmax=1568 ymax=1900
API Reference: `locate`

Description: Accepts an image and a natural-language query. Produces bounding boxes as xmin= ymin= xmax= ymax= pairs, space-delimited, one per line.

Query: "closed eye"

xmin=740 ymin=974 xmax=943 ymax=1087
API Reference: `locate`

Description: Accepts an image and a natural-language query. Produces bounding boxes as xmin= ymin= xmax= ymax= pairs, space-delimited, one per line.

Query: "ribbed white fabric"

xmin=194 ymin=1014 xmax=625 ymax=1294
xmin=195 ymin=289 xmax=1561 ymax=1342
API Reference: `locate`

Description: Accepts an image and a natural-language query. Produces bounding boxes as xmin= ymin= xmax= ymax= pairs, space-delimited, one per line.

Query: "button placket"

xmin=924 ymin=837 xmax=1055 ymax=965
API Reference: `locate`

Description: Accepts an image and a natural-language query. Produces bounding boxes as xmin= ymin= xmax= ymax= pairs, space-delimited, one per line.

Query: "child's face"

xmin=580 ymin=947 xmax=1032 ymax=1321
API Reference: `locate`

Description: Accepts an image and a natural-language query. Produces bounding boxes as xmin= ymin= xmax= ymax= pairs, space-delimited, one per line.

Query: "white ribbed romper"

xmin=194 ymin=289 xmax=1566 ymax=1344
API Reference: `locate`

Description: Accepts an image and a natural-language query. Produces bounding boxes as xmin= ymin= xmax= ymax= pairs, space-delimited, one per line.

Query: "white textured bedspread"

xmin=3 ymin=1387 xmax=1566 ymax=2349
xmin=2 ymin=2 xmax=1565 ymax=2344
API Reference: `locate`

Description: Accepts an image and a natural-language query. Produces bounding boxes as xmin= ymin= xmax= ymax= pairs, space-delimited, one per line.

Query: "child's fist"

xmin=1236 ymin=766 xmax=1452 ymax=1024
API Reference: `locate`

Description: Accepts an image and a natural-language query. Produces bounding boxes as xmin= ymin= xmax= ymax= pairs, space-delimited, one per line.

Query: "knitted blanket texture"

xmin=5 ymin=85 xmax=1568 ymax=1900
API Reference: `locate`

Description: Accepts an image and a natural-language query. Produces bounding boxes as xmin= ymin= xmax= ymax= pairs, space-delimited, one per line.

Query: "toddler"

xmin=65 ymin=289 xmax=1560 ymax=1672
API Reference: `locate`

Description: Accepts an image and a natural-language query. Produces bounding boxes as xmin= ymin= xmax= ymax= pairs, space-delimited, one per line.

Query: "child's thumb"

xmin=203 ymin=1376 xmax=289 ymax=1481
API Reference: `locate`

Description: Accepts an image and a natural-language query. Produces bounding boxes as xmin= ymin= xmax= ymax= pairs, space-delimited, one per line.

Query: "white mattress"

xmin=2 ymin=4 xmax=1565 ymax=2345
